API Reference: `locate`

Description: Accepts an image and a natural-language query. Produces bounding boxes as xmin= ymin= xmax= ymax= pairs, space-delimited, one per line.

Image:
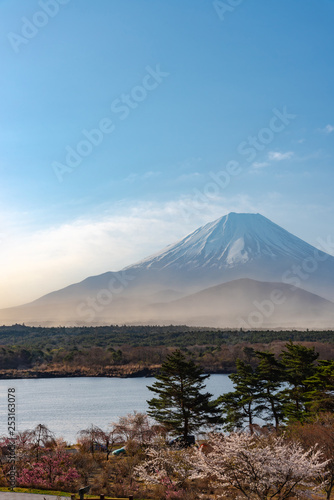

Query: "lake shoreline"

xmin=0 ymin=365 xmax=233 ymax=379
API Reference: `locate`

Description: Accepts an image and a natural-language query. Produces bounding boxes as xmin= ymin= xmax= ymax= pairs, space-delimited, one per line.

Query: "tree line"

xmin=1 ymin=324 xmax=334 ymax=349
xmin=1 ymin=324 xmax=334 ymax=376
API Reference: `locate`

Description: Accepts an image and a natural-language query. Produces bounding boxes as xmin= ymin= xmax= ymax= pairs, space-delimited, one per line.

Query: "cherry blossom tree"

xmin=136 ymin=432 xmax=328 ymax=499
xmin=288 ymin=413 xmax=334 ymax=500
xmin=193 ymin=432 xmax=328 ymax=500
xmin=135 ymin=443 xmax=195 ymax=489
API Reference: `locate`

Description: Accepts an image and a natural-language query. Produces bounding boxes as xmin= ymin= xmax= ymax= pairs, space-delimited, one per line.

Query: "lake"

xmin=0 ymin=375 xmax=234 ymax=444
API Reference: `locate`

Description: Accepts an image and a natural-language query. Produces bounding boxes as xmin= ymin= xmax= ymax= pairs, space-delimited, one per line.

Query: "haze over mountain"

xmin=148 ymin=278 xmax=334 ymax=329
xmin=1 ymin=212 xmax=334 ymax=328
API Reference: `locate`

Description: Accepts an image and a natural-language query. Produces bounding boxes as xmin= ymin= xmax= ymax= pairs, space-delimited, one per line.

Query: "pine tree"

xmin=280 ymin=342 xmax=318 ymax=422
xmin=255 ymin=351 xmax=284 ymax=430
xmin=218 ymin=343 xmax=331 ymax=432
xmin=305 ymin=359 xmax=334 ymax=414
xmin=147 ymin=350 xmax=221 ymax=440
xmin=218 ymin=359 xmax=264 ymax=433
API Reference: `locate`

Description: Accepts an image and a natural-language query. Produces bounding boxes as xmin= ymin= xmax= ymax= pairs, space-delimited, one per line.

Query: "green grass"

xmin=0 ymin=486 xmax=71 ymax=496
xmin=0 ymin=487 xmax=149 ymax=499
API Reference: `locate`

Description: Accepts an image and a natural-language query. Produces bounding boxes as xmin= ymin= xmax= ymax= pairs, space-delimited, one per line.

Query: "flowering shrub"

xmin=17 ymin=449 xmax=80 ymax=490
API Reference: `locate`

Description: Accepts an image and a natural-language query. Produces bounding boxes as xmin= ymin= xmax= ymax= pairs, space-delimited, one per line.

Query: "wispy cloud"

xmin=322 ymin=124 xmax=334 ymax=134
xmin=268 ymin=151 xmax=294 ymax=161
xmin=249 ymin=152 xmax=294 ymax=174
xmin=175 ymin=157 xmax=202 ymax=171
xmin=249 ymin=161 xmax=270 ymax=175
xmin=250 ymin=161 xmax=270 ymax=172
xmin=176 ymin=172 xmax=203 ymax=182
xmin=124 ymin=170 xmax=161 ymax=182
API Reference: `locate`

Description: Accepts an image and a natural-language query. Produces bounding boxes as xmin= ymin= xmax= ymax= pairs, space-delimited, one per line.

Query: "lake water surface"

xmin=0 ymin=375 xmax=234 ymax=443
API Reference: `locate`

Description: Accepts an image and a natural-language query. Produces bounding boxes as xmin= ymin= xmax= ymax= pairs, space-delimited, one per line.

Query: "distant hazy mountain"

xmin=146 ymin=278 xmax=334 ymax=329
xmin=1 ymin=212 xmax=334 ymax=327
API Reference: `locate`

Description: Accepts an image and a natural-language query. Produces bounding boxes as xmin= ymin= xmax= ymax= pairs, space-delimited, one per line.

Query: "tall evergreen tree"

xmin=280 ymin=342 xmax=318 ymax=422
xmin=147 ymin=350 xmax=221 ymax=439
xmin=219 ymin=343 xmax=331 ymax=432
xmin=255 ymin=351 xmax=284 ymax=431
xmin=305 ymin=359 xmax=334 ymax=414
xmin=219 ymin=359 xmax=264 ymax=433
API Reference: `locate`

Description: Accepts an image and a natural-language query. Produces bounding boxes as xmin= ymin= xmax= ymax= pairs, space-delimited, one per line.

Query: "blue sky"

xmin=0 ymin=0 xmax=334 ymax=307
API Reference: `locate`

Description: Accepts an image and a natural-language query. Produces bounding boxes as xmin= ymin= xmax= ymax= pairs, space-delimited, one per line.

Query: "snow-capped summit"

xmin=128 ymin=212 xmax=324 ymax=272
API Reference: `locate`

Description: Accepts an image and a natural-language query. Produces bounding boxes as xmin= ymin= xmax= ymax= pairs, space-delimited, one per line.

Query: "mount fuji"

xmin=122 ymin=212 xmax=334 ymax=303
xmin=1 ymin=212 xmax=334 ymax=328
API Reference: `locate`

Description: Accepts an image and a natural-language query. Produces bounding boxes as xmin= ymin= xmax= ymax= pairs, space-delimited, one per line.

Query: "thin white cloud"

xmin=124 ymin=171 xmax=161 ymax=182
xmin=124 ymin=173 xmax=137 ymax=182
xmin=251 ymin=161 xmax=270 ymax=169
xmin=249 ymin=161 xmax=270 ymax=175
xmin=176 ymin=172 xmax=203 ymax=182
xmin=317 ymin=124 xmax=334 ymax=134
xmin=143 ymin=170 xmax=161 ymax=179
xmin=175 ymin=157 xmax=202 ymax=171
xmin=324 ymin=124 xmax=334 ymax=134
xmin=268 ymin=151 xmax=294 ymax=161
